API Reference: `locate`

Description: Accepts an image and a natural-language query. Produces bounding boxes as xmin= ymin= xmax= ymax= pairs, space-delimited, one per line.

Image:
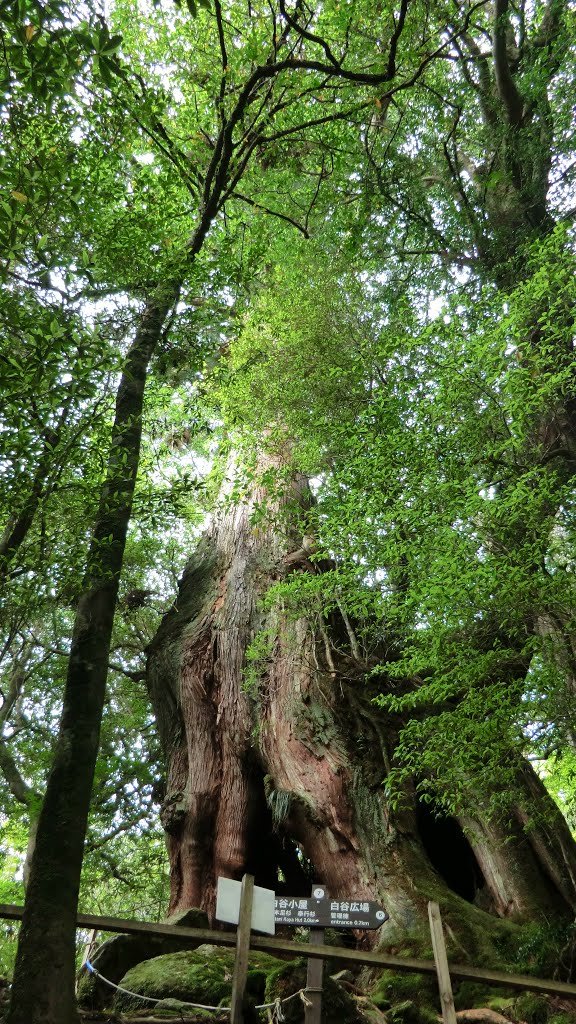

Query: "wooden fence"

xmin=2 ymin=892 xmax=576 ymax=1024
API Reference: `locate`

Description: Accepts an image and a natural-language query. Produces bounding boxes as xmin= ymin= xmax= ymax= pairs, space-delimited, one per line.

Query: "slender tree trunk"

xmin=7 ymin=282 xmax=179 ymax=1024
xmin=0 ymin=653 xmax=41 ymax=885
xmin=147 ymin=449 xmax=576 ymax=961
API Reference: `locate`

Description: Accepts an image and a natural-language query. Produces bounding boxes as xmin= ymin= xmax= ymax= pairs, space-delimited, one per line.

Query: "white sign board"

xmin=215 ymin=876 xmax=276 ymax=935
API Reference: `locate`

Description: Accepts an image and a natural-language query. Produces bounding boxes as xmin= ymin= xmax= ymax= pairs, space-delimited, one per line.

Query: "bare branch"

xmin=256 ymin=99 xmax=372 ymax=145
xmin=387 ymin=0 xmax=411 ymax=79
xmin=108 ymin=662 xmax=146 ymax=682
xmin=0 ymin=658 xmax=40 ymax=809
xmin=231 ymin=191 xmax=310 ymax=236
xmin=453 ymin=35 xmax=497 ymax=126
xmin=279 ymin=0 xmax=343 ymax=68
xmin=214 ymin=0 xmax=229 ymax=110
xmin=0 ymin=398 xmax=73 ymax=580
xmin=84 ymin=804 xmax=154 ymax=853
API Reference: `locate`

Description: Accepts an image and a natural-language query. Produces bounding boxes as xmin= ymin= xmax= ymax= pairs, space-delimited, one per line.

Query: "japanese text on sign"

xmin=273 ymin=896 xmax=388 ymax=929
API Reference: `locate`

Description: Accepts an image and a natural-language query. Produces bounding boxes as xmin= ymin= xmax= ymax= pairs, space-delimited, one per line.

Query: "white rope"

xmin=86 ymin=959 xmax=311 ymax=1017
xmin=257 ymin=985 xmax=310 ymax=1011
xmin=85 ymin=961 xmax=231 ymax=1013
xmin=270 ymin=996 xmax=285 ymax=1021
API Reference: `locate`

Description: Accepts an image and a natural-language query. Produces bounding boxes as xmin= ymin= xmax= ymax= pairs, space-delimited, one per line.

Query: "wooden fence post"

xmin=76 ymin=928 xmax=98 ymax=994
xmin=230 ymin=874 xmax=255 ymax=1024
xmin=305 ymin=885 xmax=326 ymax=1024
xmin=428 ymin=901 xmax=457 ymax=1024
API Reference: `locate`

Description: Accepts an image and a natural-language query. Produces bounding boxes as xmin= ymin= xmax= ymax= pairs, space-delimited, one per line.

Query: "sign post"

xmin=218 ymin=875 xmax=388 ymax=1022
xmin=428 ymin=901 xmax=457 ymax=1024
xmin=230 ymin=874 xmax=255 ymax=1024
xmin=305 ymin=885 xmax=327 ymax=1024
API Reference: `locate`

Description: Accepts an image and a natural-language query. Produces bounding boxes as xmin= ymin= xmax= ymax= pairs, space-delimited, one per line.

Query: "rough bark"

xmin=148 ymin=455 xmax=306 ymax=915
xmin=147 ymin=450 xmax=576 ymax=963
xmin=7 ymin=282 xmax=179 ymax=1024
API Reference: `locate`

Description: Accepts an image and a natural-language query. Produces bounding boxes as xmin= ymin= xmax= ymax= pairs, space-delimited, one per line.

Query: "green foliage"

xmin=543 ymin=750 xmax=576 ymax=833
xmin=243 ymin=628 xmax=277 ymax=695
xmin=267 ymin=788 xmax=292 ymax=829
xmin=213 ymin=222 xmax=576 ymax=818
xmin=513 ymin=920 xmax=576 ymax=979
xmin=1 ymin=0 xmax=576 ymax=973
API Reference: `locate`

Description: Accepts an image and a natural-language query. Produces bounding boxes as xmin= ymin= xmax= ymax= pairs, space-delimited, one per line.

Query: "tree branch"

xmin=256 ymin=99 xmax=372 ymax=144
xmin=454 ymin=34 xmax=497 ymax=126
xmin=493 ymin=0 xmax=524 ymax=125
xmin=0 ymin=416 xmax=67 ymax=580
xmin=0 ymin=740 xmax=38 ymax=806
xmin=84 ymin=804 xmax=154 ymax=853
xmin=108 ymin=661 xmax=146 ymax=682
xmin=278 ymin=0 xmax=343 ymax=68
xmin=214 ymin=0 xmax=229 ymax=110
xmin=387 ymin=0 xmax=411 ymax=79
xmin=230 ymin=191 xmax=310 ymax=236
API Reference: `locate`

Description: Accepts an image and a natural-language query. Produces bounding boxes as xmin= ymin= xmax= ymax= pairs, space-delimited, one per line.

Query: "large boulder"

xmin=112 ymin=944 xmax=368 ymax=1023
xmin=77 ymin=907 xmax=209 ymax=1010
xmin=113 ymin=945 xmax=275 ymax=1022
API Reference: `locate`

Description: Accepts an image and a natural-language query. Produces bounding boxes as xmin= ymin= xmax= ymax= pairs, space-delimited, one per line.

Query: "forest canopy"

xmin=1 ymin=0 xmax=576 ymax=1021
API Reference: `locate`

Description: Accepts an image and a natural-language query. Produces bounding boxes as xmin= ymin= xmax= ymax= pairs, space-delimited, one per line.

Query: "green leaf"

xmin=101 ymin=33 xmax=123 ymax=54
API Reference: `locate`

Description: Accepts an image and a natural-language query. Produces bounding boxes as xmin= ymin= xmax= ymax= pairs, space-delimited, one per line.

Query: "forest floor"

xmin=79 ymin=1014 xmax=229 ymax=1023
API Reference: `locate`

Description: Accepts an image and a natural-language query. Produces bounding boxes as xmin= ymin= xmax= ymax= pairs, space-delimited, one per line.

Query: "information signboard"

xmin=274 ymin=895 xmax=388 ymax=929
xmin=215 ymin=875 xmax=388 ymax=931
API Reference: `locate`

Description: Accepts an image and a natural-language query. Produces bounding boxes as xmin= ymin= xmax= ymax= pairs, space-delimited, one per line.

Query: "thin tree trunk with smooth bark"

xmin=6 ymin=281 xmax=179 ymax=1024
xmin=0 ymin=400 xmax=72 ymax=580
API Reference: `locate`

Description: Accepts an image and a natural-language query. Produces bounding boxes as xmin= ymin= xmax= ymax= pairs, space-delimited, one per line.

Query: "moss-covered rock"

xmin=388 ymin=997 xmax=438 ymax=1024
xmin=454 ymin=981 xmax=514 ymax=1010
xmin=264 ymin=956 xmax=367 ymax=1023
xmin=113 ymin=945 xmax=279 ymax=1020
xmin=113 ymin=945 xmax=368 ymax=1023
xmin=77 ymin=907 xmax=209 ymax=1010
xmin=389 ymin=999 xmax=422 ymax=1024
xmin=153 ymin=996 xmax=226 ymax=1019
xmin=164 ymin=908 xmax=210 ymax=929
xmin=370 ymin=969 xmax=438 ymax=1010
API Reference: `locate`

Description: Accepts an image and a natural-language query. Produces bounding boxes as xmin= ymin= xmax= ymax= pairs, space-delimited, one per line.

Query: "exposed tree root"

xmin=79 ymin=1013 xmax=228 ymax=1024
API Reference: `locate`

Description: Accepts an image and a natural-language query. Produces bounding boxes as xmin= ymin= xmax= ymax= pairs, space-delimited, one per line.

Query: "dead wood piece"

xmin=454 ymin=1010 xmax=523 ymax=1024
xmin=356 ymin=995 xmax=389 ymax=1020
xmin=550 ymin=997 xmax=576 ymax=1013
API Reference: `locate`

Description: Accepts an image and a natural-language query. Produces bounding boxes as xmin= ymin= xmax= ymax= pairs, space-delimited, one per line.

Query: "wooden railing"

xmin=1 ymin=896 xmax=576 ymax=1023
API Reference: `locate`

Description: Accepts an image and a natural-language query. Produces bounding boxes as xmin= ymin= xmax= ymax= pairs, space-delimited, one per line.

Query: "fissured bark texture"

xmin=147 ymin=453 xmax=576 ymax=955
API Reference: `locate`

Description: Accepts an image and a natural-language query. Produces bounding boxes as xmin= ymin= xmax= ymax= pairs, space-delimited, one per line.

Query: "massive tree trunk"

xmin=147 ymin=450 xmax=576 ymax=961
